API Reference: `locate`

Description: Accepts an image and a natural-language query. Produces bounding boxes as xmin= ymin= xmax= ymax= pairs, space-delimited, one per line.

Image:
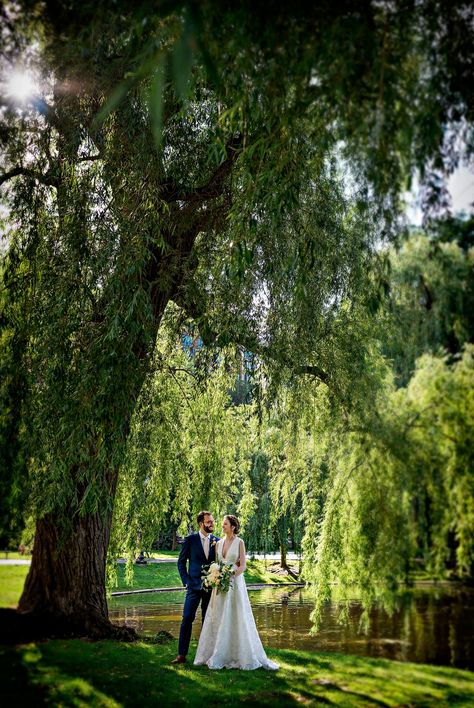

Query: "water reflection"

xmin=108 ymin=583 xmax=474 ymax=670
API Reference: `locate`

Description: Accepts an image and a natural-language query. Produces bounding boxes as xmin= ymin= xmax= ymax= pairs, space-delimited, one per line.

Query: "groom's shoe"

xmin=171 ymin=655 xmax=186 ymax=665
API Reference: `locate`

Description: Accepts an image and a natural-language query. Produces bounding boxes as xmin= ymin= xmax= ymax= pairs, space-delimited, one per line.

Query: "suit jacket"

xmin=177 ymin=532 xmax=219 ymax=590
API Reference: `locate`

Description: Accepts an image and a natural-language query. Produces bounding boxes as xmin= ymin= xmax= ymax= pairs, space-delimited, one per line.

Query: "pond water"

xmin=108 ymin=583 xmax=474 ymax=670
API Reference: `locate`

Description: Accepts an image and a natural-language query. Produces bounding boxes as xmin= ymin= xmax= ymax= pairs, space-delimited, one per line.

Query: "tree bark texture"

xmin=16 ymin=500 xmax=135 ymax=640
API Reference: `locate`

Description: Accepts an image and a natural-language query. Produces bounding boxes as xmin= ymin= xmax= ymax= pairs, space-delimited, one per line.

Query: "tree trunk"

xmin=16 ymin=506 xmax=135 ymax=641
xmin=280 ymin=542 xmax=288 ymax=570
xmin=171 ymin=528 xmax=178 ymax=551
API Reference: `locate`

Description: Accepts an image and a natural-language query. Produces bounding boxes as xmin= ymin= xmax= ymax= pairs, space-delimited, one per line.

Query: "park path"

xmin=0 ymin=559 xmax=31 ymax=565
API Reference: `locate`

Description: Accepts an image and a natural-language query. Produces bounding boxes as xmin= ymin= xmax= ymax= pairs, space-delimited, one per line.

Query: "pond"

xmin=108 ymin=583 xmax=474 ymax=670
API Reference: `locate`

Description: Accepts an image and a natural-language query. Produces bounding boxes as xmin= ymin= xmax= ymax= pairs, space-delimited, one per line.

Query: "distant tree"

xmin=383 ymin=220 xmax=474 ymax=384
xmin=238 ymin=451 xmax=273 ymax=556
xmin=433 ymin=215 xmax=474 ymax=253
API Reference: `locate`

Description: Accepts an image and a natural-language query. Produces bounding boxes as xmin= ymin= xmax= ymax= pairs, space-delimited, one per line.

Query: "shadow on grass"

xmin=1 ymin=640 xmax=474 ymax=707
xmin=0 ymin=644 xmax=46 ymax=705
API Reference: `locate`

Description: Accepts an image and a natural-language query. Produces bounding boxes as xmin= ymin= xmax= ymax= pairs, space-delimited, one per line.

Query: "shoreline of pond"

xmin=111 ymin=581 xmax=305 ymax=596
xmin=110 ymin=577 xmax=467 ymax=597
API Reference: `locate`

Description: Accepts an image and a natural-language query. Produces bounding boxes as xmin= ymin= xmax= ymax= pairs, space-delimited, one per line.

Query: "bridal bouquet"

xmin=202 ymin=561 xmax=235 ymax=593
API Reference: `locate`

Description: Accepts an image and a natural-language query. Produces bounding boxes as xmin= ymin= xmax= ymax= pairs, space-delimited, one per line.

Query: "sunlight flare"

xmin=6 ymin=70 xmax=37 ymax=102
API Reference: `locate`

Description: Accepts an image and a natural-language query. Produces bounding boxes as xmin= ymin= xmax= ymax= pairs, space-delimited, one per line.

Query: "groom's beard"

xmin=203 ymin=524 xmax=213 ymax=533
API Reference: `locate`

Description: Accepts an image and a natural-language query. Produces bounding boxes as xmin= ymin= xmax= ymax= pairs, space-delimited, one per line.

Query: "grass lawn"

xmin=113 ymin=560 xmax=299 ymax=591
xmin=0 ymin=560 xmax=299 ymax=608
xmin=114 ymin=563 xmax=183 ymax=591
xmin=0 ymin=551 xmax=32 ymax=560
xmin=1 ymin=638 xmax=473 ymax=707
xmin=0 ymin=566 xmax=31 ymax=608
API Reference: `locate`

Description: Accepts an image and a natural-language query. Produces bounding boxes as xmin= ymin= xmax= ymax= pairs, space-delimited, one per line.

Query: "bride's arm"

xmin=234 ymin=538 xmax=247 ymax=576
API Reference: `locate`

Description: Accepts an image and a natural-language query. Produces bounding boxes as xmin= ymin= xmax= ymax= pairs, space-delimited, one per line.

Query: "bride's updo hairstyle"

xmin=225 ymin=514 xmax=240 ymax=534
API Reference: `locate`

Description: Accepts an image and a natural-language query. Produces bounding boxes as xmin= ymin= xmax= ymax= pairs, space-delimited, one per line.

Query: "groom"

xmin=171 ymin=510 xmax=219 ymax=664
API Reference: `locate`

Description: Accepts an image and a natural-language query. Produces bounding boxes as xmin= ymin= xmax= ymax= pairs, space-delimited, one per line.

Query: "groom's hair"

xmin=197 ymin=510 xmax=212 ymax=525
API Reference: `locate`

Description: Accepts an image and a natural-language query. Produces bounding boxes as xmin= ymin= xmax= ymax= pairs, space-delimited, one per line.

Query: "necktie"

xmin=202 ymin=535 xmax=209 ymax=558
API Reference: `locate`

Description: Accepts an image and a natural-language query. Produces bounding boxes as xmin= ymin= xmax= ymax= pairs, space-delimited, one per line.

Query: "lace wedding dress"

xmin=194 ymin=537 xmax=279 ymax=670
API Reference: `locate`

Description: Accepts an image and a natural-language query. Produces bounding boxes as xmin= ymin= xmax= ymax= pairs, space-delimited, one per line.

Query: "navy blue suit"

xmin=177 ymin=532 xmax=218 ymax=657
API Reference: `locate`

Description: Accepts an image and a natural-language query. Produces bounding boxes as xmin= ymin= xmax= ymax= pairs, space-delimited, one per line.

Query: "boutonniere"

xmin=210 ymin=539 xmax=217 ymax=548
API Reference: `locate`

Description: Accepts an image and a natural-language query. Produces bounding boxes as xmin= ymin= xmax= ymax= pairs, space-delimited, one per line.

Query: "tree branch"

xmin=142 ymin=135 xmax=243 ymax=323
xmin=0 ymin=166 xmax=58 ymax=188
xmin=77 ymin=154 xmax=101 ymax=163
xmin=159 ymin=134 xmax=242 ymax=204
xmin=173 ymin=293 xmax=330 ymax=385
xmin=167 ymin=366 xmax=198 ymax=379
xmin=296 ymin=364 xmax=330 ymax=383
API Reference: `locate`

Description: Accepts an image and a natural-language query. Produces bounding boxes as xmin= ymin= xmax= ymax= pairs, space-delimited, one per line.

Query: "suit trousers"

xmin=178 ymin=586 xmax=211 ymax=657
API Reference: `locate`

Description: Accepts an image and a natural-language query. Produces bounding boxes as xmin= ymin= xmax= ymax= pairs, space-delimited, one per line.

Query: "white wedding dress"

xmin=194 ymin=537 xmax=279 ymax=670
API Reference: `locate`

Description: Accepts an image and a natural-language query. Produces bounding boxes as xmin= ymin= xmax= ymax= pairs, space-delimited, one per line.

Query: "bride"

xmin=194 ymin=514 xmax=279 ymax=670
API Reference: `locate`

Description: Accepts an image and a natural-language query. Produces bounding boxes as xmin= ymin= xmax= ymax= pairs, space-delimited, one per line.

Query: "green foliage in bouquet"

xmin=202 ymin=561 xmax=236 ymax=594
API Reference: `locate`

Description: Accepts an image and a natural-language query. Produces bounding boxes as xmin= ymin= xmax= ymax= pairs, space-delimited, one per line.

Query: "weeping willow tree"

xmin=1 ymin=1 xmax=473 ymax=638
xmin=298 ymin=345 xmax=474 ymax=631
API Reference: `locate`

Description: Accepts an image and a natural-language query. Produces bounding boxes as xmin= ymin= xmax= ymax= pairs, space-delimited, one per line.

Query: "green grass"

xmin=114 ymin=563 xmax=183 ymax=591
xmin=151 ymin=550 xmax=179 ymax=559
xmin=0 ymin=551 xmax=32 ymax=560
xmin=1 ymin=638 xmax=473 ymax=707
xmin=0 ymin=560 xmax=299 ymax=608
xmin=119 ymin=550 xmax=180 ymax=560
xmin=0 ymin=566 xmax=31 ymax=607
xmin=114 ymin=560 xmax=298 ymax=591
